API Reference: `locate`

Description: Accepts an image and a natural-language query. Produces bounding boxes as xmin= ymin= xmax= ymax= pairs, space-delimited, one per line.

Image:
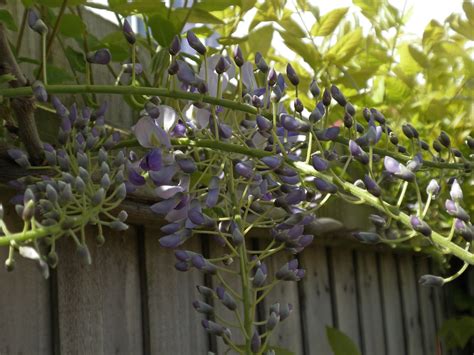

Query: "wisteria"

xmin=0 ymin=13 xmax=472 ymax=354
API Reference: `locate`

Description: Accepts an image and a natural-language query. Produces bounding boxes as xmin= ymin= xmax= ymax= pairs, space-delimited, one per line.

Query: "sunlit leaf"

xmin=311 ymin=7 xmax=348 ymax=36
xmin=398 ymin=42 xmax=421 ymax=75
xmin=353 ymin=0 xmax=381 ymax=19
xmin=463 ymin=1 xmax=474 ymax=24
xmin=194 ymin=0 xmax=240 ymax=11
xmin=242 ymin=24 xmax=273 ymax=61
xmin=109 ymin=0 xmax=167 ymax=15
xmin=408 ymin=45 xmax=429 ymax=68
xmin=422 ymin=20 xmax=444 ymax=51
xmin=175 ymin=8 xmax=224 ymax=25
xmin=326 ymin=27 xmax=362 ymax=64
xmin=279 ymin=30 xmax=320 ymax=68
xmin=326 ymin=327 xmax=361 ymax=355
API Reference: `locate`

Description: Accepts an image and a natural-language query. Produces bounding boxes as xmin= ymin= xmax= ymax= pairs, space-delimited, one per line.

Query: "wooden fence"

xmin=0 ymin=2 xmax=458 ymax=354
xmin=0 ymin=190 xmax=450 ymax=355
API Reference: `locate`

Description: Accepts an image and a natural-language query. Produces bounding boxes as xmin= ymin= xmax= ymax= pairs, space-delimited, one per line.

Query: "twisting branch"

xmin=0 ymin=22 xmax=43 ymax=164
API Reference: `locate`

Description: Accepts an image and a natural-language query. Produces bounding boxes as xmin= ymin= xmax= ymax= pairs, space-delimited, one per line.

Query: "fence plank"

xmin=397 ymin=254 xmax=424 ymax=355
xmin=145 ymin=229 xmax=208 ymax=354
xmin=56 ymin=227 xmax=143 ymax=354
xmin=379 ymin=252 xmax=406 ymax=355
xmin=355 ymin=251 xmax=386 ymax=355
xmin=299 ymin=245 xmax=333 ymax=354
xmin=415 ymin=257 xmax=439 ymax=354
xmin=329 ymin=248 xmax=362 ymax=351
xmin=264 ymin=249 xmax=304 ymax=354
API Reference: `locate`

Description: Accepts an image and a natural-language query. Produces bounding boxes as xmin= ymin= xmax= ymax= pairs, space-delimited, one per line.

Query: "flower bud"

xmin=330 ymin=85 xmax=346 ymax=106
xmin=32 ymin=80 xmax=48 ymax=102
xmin=466 ymin=136 xmax=474 ymax=150
xmin=233 ymin=45 xmax=244 ymax=66
xmin=363 ymin=175 xmax=381 ymax=197
xmin=86 ymin=48 xmax=111 ymax=65
xmin=426 ymin=179 xmax=440 ymax=196
xmin=77 ymin=244 xmax=92 ymax=265
xmin=122 ymin=63 xmax=143 ymax=75
xmin=402 ymin=124 xmax=415 ymax=139
xmin=353 ymin=231 xmax=380 ymax=244
xmin=201 ymin=320 xmax=225 ymax=336
xmin=311 ymin=155 xmax=329 ymax=171
xmin=91 ymin=188 xmax=105 ymax=206
xmin=266 ymin=312 xmax=280 ymax=330
xmin=215 ymin=56 xmax=230 ymax=74
xmin=28 ymin=9 xmax=48 ymax=35
xmin=216 ymin=286 xmax=237 ymax=311
xmin=445 ymin=200 xmax=470 ymax=222
xmin=314 ymin=178 xmax=337 ymax=194
xmin=255 ymin=52 xmax=269 ymax=73
xmin=322 ymin=88 xmax=331 ymax=106
xmin=438 ymin=131 xmax=451 ymax=147
xmin=193 ymin=300 xmax=214 ymax=315
xmin=410 ymin=215 xmax=432 ymax=237
xmin=122 ymin=19 xmax=136 ymax=45
xmin=252 ymin=267 xmax=267 ymax=288
xmin=349 ymin=140 xmax=369 ymax=164
xmin=310 ymin=79 xmax=320 ymax=97
xmin=345 ymin=102 xmax=356 ymax=116
xmin=251 ymin=331 xmax=261 ymax=353
xmin=256 ymin=115 xmax=272 ymax=131
xmin=369 ymin=214 xmax=386 ymax=228
xmin=109 ymin=220 xmax=129 ymax=231
xmin=267 ymin=68 xmax=277 ymax=86
xmin=309 ymin=107 xmax=323 ymax=122
xmin=169 ymin=35 xmax=181 ymax=55
xmin=450 ymin=179 xmax=463 ymax=202
xmin=419 ymin=275 xmax=444 ymax=287
xmin=8 ymin=148 xmax=30 ymax=169
xmin=294 ymin=98 xmax=304 ymax=113
xmin=186 ymin=30 xmax=206 ymax=55
xmin=286 ymin=63 xmax=299 ymax=86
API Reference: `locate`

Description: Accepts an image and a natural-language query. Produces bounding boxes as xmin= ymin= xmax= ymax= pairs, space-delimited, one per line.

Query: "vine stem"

xmin=0 ymin=85 xmax=469 ymax=170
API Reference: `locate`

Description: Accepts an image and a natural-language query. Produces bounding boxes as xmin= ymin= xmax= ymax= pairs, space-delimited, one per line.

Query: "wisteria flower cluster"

xmin=1 ymin=95 xmax=128 ymax=276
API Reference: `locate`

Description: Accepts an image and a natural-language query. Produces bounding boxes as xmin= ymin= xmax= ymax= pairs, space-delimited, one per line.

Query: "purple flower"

xmin=275 ymin=259 xmax=305 ymax=281
xmin=86 ymin=48 xmax=111 ymax=65
xmin=363 ymin=175 xmax=381 ymax=197
xmin=261 ymin=155 xmax=283 ymax=169
xmin=176 ymin=155 xmax=197 ymax=174
xmin=206 ymin=177 xmax=220 ymax=208
xmin=133 ymin=116 xmax=171 ymax=149
xmin=233 ymin=45 xmax=244 ymax=67
xmin=150 ymin=194 xmax=182 ymax=215
xmin=311 ymin=155 xmax=329 ymax=171
xmin=314 ymin=178 xmax=337 ymax=194
xmin=309 ymin=108 xmax=323 ymax=122
xmin=140 ymin=149 xmax=162 ymax=171
xmin=349 ymin=140 xmax=369 ymax=164
xmin=286 ymin=63 xmax=299 ymax=86
xmin=169 ymin=35 xmax=181 ymax=56
xmin=410 ymin=215 xmax=432 ymax=237
xmin=128 ymin=169 xmax=146 ymax=186
xmin=445 ymin=200 xmax=470 ymax=222
xmin=316 ymin=126 xmax=340 ymax=141
xmin=159 ymin=228 xmax=191 ymax=248
xmin=187 ymin=30 xmax=206 ymax=55
xmin=384 ymin=156 xmax=415 ymax=182
xmin=256 ymin=115 xmax=272 ymax=131
xmin=122 ymin=19 xmax=136 ymax=45
xmin=235 ymin=161 xmax=253 ymax=179
xmin=454 ymin=219 xmax=473 ymax=241
xmin=450 ymin=179 xmax=463 ymax=202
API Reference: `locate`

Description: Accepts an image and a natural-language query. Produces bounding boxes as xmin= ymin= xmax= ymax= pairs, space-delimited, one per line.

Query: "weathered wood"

xmin=329 ymin=247 xmax=362 ymax=351
xmin=397 ymin=254 xmax=424 ymax=355
xmin=379 ymin=253 xmax=406 ymax=355
xmin=0 ymin=189 xmax=52 ymax=354
xmin=355 ymin=251 xmax=385 ymax=355
xmin=263 ymin=248 xmax=304 ymax=354
xmin=299 ymin=245 xmax=334 ymax=355
xmin=144 ymin=228 xmax=208 ymax=354
xmin=55 ymin=226 xmax=143 ymax=354
xmin=415 ymin=257 xmax=438 ymax=355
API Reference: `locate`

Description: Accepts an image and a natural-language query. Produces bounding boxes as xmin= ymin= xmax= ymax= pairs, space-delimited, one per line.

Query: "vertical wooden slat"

xmin=0 ymin=193 xmax=52 ymax=355
xmin=329 ymin=248 xmax=362 ymax=351
xmin=379 ymin=252 xmax=406 ymax=355
xmin=0 ymin=249 xmax=52 ymax=354
xmin=355 ymin=251 xmax=385 ymax=355
xmin=264 ymin=250 xmax=304 ymax=354
xmin=56 ymin=227 xmax=143 ymax=354
xmin=209 ymin=239 xmax=245 ymax=353
xmin=299 ymin=245 xmax=333 ymax=354
xmin=415 ymin=257 xmax=438 ymax=354
xmin=397 ymin=254 xmax=424 ymax=355
xmin=145 ymin=229 xmax=208 ymax=354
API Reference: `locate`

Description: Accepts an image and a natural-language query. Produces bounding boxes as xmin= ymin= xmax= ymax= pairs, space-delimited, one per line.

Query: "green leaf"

xmin=384 ymin=76 xmax=410 ymax=103
xmin=311 ymin=7 xmax=348 ymax=36
xmin=463 ymin=1 xmax=474 ymax=23
xmin=175 ymin=8 xmax=224 ymax=25
xmin=241 ymin=0 xmax=257 ymax=12
xmin=0 ymin=74 xmax=16 ymax=84
xmin=398 ymin=42 xmax=421 ymax=75
xmin=59 ymin=14 xmax=85 ymax=38
xmin=0 ymin=10 xmax=17 ymax=31
xmin=194 ymin=0 xmax=240 ymax=11
xmin=100 ymin=31 xmax=130 ymax=62
xmin=408 ymin=45 xmax=429 ymax=68
xmin=242 ymin=24 xmax=273 ymax=61
xmin=280 ymin=10 xmax=305 ymax=37
xmin=439 ymin=316 xmax=474 ymax=350
xmin=449 ymin=14 xmax=474 ymax=40
xmin=34 ymin=65 xmax=74 ymax=84
xmin=109 ymin=0 xmax=167 ymax=15
xmin=422 ymin=20 xmax=444 ymax=51
xmin=149 ymin=14 xmax=179 ymax=47
xmin=64 ymin=46 xmax=86 ymax=73
xmin=326 ymin=27 xmax=362 ymax=64
xmin=326 ymin=327 xmax=361 ymax=355
xmin=352 ymin=0 xmax=381 ymax=19
xmin=34 ymin=0 xmax=85 ymax=6
xmin=279 ymin=30 xmax=320 ymax=68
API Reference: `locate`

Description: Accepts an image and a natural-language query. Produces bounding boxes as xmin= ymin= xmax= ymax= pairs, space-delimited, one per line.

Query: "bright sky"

xmin=88 ymin=0 xmax=464 ymax=43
